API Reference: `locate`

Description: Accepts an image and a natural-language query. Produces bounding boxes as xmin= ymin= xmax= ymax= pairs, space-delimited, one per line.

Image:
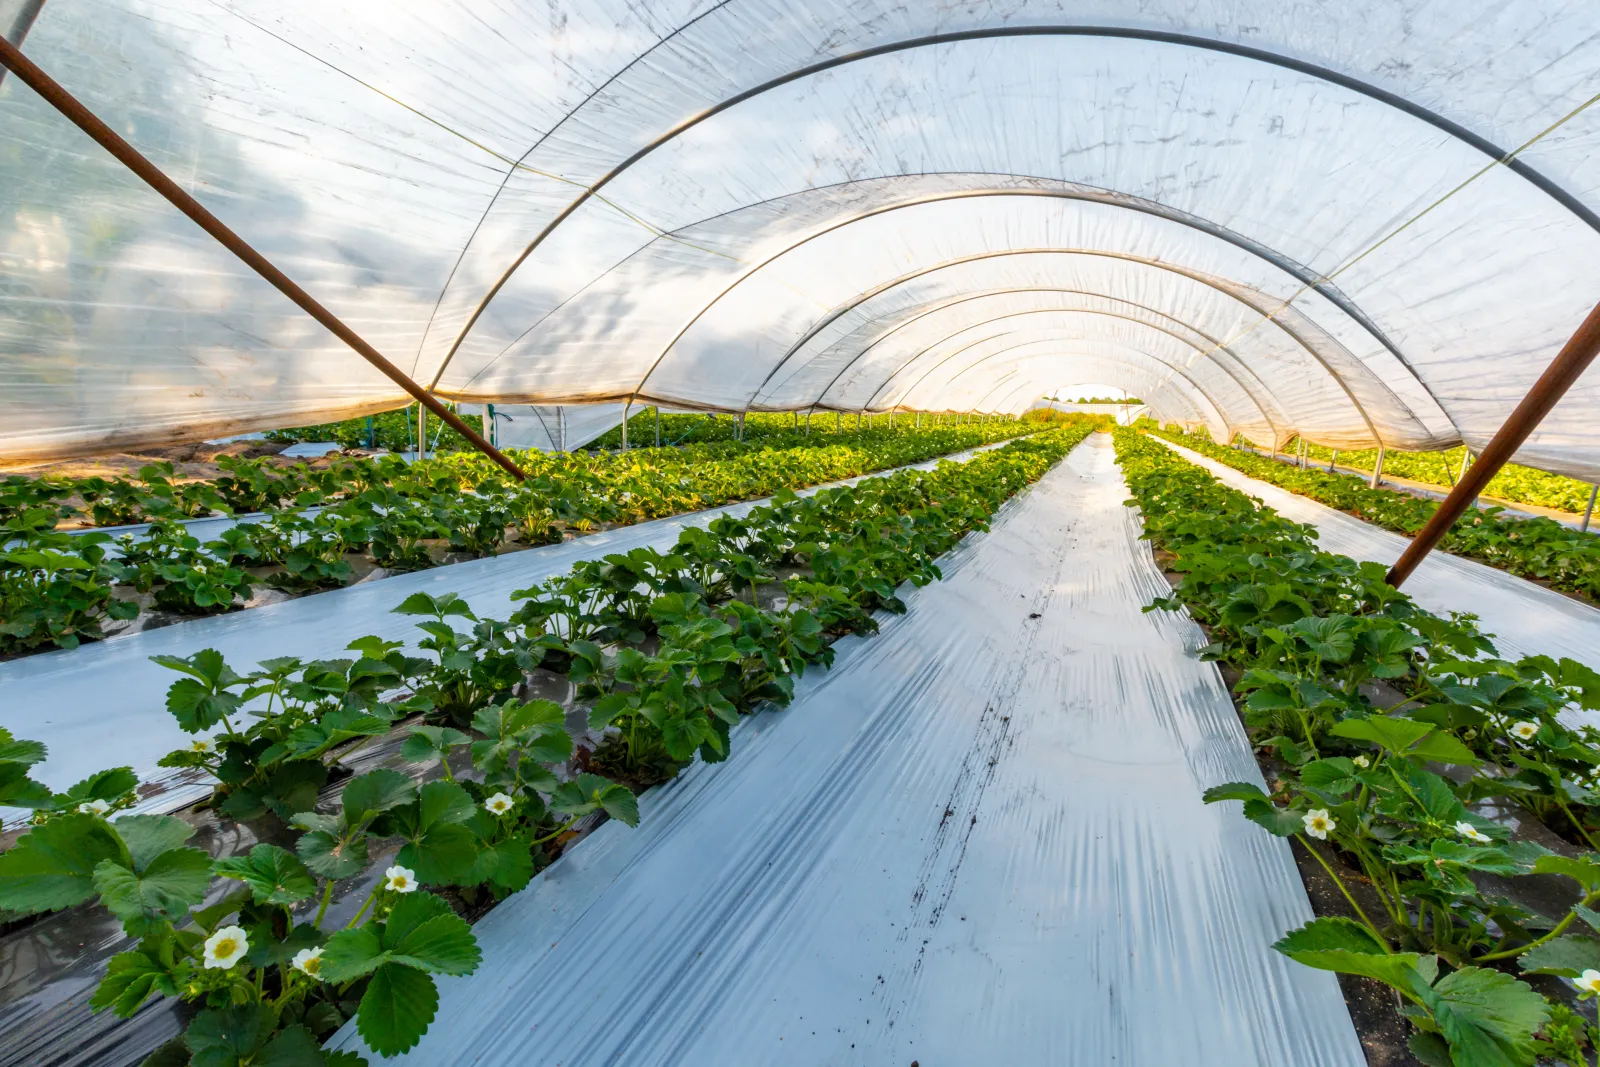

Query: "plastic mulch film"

xmin=3 ymin=2 xmax=1600 ymax=476
xmin=328 ymin=434 xmax=1366 ymax=1066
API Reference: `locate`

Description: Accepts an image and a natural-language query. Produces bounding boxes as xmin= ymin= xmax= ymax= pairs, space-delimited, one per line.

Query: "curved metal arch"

xmin=576 ymin=191 xmax=1389 ymax=440
xmin=971 ymin=350 xmax=1213 ymax=427
xmin=979 ymin=361 xmax=1187 ymax=422
xmin=785 ymin=283 xmax=1284 ymax=435
xmin=463 ymin=183 xmax=1422 ymax=439
xmin=429 ymin=23 xmax=1600 ymax=396
xmin=928 ymin=343 xmax=1223 ymax=425
xmin=955 ymin=341 xmax=1224 ymax=427
xmin=881 ymin=326 xmax=1236 ymax=434
xmin=793 ymin=246 xmax=1379 ymax=439
xmin=846 ymin=305 xmax=1275 ymax=430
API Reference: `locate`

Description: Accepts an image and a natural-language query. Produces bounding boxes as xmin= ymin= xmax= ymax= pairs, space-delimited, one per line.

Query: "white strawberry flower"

xmin=1455 ymin=820 xmax=1492 ymax=844
xmin=193 ymin=562 xmax=207 ymax=574
xmin=291 ymin=946 xmax=324 ymax=980
xmin=203 ymin=926 xmax=249 ymax=969
xmin=189 ymin=738 xmax=216 ymax=754
xmin=1302 ymin=809 xmax=1336 ymax=840
xmin=1578 ymin=970 xmax=1600 ymax=996
xmin=77 ymin=799 xmax=112 ymax=816
xmin=1351 ymin=755 xmax=1370 ymax=769
xmin=1510 ymin=721 xmax=1540 ymax=742
xmin=384 ymin=865 xmax=418 ymax=893
xmin=484 ymin=793 xmax=514 ymax=816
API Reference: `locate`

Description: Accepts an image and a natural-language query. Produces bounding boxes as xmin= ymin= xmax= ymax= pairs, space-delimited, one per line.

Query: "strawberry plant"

xmin=152 ymin=642 xmax=431 ymax=820
xmin=1 ymin=513 xmax=135 ymax=651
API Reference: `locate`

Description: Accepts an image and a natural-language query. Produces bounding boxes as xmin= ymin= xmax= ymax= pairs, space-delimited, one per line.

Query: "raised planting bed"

xmin=1145 ymin=423 xmax=1600 ymax=607
xmin=1 ymin=420 xmax=1043 ymax=661
xmin=1116 ymin=426 xmax=1600 ymax=1067
xmin=0 ymin=422 xmax=1099 ymax=1067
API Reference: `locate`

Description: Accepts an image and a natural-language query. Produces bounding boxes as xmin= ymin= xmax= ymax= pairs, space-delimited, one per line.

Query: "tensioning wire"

xmin=1191 ymin=86 xmax=1600 ymax=368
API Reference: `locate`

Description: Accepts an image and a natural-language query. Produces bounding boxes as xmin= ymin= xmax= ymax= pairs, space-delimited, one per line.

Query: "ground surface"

xmin=329 ymin=434 xmax=1364 ymax=1066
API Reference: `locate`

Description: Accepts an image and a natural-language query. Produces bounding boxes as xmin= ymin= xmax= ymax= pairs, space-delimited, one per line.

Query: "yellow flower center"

xmin=302 ymin=956 xmax=320 ymax=976
xmin=214 ymin=937 xmax=238 ymax=957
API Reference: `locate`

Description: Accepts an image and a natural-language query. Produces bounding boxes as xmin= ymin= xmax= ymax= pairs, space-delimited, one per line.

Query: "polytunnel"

xmin=5 ymin=2 xmax=1600 ymax=1065
xmin=1 ymin=0 xmax=1599 ymax=472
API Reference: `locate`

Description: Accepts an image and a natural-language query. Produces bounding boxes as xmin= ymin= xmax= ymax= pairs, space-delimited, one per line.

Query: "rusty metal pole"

xmin=0 ymin=35 xmax=527 ymax=481
xmin=1388 ymin=298 xmax=1600 ymax=587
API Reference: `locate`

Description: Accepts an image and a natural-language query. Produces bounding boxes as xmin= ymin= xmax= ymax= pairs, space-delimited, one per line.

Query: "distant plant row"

xmin=1150 ymin=424 xmax=1600 ymax=604
xmin=1 ymin=421 xmax=1037 ymax=658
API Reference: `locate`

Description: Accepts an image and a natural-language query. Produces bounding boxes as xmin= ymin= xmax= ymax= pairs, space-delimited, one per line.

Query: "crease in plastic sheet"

xmin=1153 ymin=437 xmax=1600 ymax=674
xmin=5 ymin=1 xmax=1600 ymax=478
xmin=328 ymin=434 xmax=1364 ymax=1066
xmin=0 ymin=444 xmax=1009 ymax=817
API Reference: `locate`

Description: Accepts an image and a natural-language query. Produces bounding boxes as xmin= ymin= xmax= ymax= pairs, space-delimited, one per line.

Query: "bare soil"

xmin=2 ymin=439 xmax=309 ymax=481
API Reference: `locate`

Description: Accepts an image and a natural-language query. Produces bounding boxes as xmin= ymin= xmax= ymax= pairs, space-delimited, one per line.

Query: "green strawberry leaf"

xmin=0 ymin=814 xmax=129 ymax=914
xmin=296 ymin=830 xmax=368 ymax=881
xmin=356 ymin=962 xmax=438 ymax=1056
xmin=213 ymin=844 xmax=317 ymax=905
xmin=1273 ymin=917 xmax=1421 ymax=990
xmin=1518 ymin=933 xmax=1600 ymax=978
xmin=340 ymin=769 xmax=416 ymax=825
xmin=1410 ymin=965 xmax=1548 ymax=1067
xmin=90 ymin=949 xmax=179 ymax=1018
xmin=92 ymin=846 xmax=212 ymax=930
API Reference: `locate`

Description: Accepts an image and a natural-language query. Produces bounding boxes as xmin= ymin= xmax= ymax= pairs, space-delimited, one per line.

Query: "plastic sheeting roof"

xmin=3 ymin=2 xmax=1600 ymax=473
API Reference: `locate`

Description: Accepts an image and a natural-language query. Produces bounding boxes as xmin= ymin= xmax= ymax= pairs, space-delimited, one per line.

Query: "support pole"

xmin=805 ymin=409 xmax=813 ymax=435
xmin=1368 ymin=445 xmax=1385 ymax=489
xmin=1584 ymin=483 xmax=1599 ymax=534
xmin=0 ymin=35 xmax=527 ymax=481
xmin=417 ymin=404 xmax=427 ymax=462
xmin=1459 ymin=448 xmax=1472 ymax=483
xmin=654 ymin=406 xmax=661 ymax=447
xmin=621 ymin=401 xmax=630 ymax=451
xmin=1388 ymin=298 xmax=1600 ymax=587
xmin=1328 ymin=449 xmax=1338 ymax=472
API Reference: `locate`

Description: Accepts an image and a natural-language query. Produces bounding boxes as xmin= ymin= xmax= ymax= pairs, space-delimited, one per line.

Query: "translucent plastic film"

xmin=3 ymin=2 xmax=1599 ymax=475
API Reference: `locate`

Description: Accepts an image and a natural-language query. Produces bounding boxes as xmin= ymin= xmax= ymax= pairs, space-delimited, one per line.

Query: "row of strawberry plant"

xmin=1147 ymin=423 xmax=1600 ymax=604
xmin=0 ymin=421 xmax=1096 ymax=1066
xmin=1115 ymin=426 xmax=1600 ymax=1067
xmin=1277 ymin=438 xmax=1598 ymax=517
xmin=1 ymin=420 xmax=1038 ymax=658
xmin=583 ymin=407 xmax=1008 ymax=451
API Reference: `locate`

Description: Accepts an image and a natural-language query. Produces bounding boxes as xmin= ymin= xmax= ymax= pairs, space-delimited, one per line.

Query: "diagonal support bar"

xmin=0 ymin=35 xmax=526 ymax=481
xmin=1387 ymin=298 xmax=1600 ymax=587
